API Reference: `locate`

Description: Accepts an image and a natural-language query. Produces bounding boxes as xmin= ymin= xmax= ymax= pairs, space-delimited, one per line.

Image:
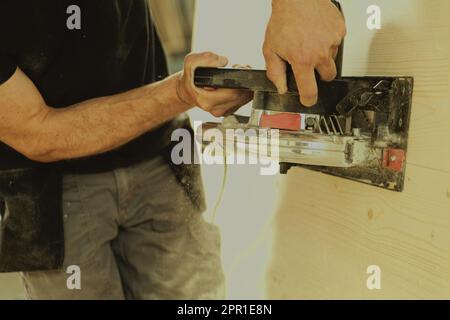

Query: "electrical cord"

xmin=211 ymin=161 xmax=228 ymax=224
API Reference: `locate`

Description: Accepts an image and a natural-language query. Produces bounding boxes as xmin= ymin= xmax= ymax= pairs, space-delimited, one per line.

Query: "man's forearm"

xmin=0 ymin=52 xmax=249 ymax=163
xmin=31 ymin=74 xmax=190 ymax=163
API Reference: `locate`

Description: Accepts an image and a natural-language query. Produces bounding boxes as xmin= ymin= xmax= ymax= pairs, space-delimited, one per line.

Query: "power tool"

xmin=193 ymin=66 xmax=413 ymax=192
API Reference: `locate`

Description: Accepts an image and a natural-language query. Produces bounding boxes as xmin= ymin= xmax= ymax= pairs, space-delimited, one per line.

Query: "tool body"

xmin=193 ymin=0 xmax=413 ymax=192
xmin=194 ymin=67 xmax=414 ymax=192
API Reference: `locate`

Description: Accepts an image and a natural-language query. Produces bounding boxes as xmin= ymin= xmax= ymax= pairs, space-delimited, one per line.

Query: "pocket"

xmin=161 ymin=118 xmax=207 ymax=212
xmin=0 ymin=167 xmax=64 ymax=272
xmin=134 ymin=158 xmax=202 ymax=234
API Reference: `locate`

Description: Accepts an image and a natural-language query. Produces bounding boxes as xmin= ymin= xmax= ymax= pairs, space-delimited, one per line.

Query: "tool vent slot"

xmin=317 ymin=116 xmax=345 ymax=135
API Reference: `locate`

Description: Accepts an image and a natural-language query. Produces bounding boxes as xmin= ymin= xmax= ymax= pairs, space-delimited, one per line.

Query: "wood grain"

xmin=268 ymin=165 xmax=450 ymax=299
xmin=192 ymin=0 xmax=450 ymax=299
xmin=267 ymin=0 xmax=450 ymax=299
xmin=341 ymin=0 xmax=450 ymax=173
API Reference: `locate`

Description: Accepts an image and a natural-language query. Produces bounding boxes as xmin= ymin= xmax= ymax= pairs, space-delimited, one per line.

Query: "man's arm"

xmin=0 ymin=52 xmax=252 ymax=163
xmin=264 ymin=0 xmax=346 ymax=106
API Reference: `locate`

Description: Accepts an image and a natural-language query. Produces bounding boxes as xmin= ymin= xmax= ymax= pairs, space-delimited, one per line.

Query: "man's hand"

xmin=263 ymin=0 xmax=346 ymax=106
xmin=177 ymin=52 xmax=253 ymax=117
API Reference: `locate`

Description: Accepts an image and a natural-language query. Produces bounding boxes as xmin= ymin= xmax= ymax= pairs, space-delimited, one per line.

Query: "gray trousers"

xmin=21 ymin=156 xmax=225 ymax=299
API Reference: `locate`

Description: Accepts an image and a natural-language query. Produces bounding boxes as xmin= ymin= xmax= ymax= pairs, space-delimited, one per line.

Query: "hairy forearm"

xmin=28 ymin=73 xmax=190 ymax=162
xmin=0 ymin=52 xmax=247 ymax=163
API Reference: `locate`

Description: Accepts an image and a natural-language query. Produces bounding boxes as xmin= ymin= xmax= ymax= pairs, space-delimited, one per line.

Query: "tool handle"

xmin=193 ymin=67 xmax=346 ymax=94
xmin=194 ymin=68 xmax=295 ymax=93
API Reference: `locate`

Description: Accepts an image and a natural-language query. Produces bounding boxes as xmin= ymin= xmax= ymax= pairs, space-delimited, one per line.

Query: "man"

xmin=0 ymin=0 xmax=345 ymax=299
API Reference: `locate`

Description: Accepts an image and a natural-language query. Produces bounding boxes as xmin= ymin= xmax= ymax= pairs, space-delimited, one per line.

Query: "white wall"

xmin=192 ymin=0 xmax=277 ymax=299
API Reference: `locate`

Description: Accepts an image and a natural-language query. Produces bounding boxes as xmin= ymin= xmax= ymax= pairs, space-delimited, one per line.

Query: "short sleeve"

xmin=0 ymin=1 xmax=20 ymax=85
xmin=0 ymin=55 xmax=17 ymax=85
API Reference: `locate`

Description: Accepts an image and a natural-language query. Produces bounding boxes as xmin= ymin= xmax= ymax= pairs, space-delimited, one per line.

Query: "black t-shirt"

xmin=0 ymin=0 xmax=180 ymax=173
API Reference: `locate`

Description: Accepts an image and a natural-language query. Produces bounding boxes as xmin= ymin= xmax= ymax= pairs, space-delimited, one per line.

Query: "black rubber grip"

xmin=194 ymin=68 xmax=295 ymax=93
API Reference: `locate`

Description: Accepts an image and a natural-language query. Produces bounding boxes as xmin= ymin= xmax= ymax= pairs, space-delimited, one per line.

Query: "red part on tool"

xmin=382 ymin=148 xmax=406 ymax=172
xmin=260 ymin=113 xmax=301 ymax=131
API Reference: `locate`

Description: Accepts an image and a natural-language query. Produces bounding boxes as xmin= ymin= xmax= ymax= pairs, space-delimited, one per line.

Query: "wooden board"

xmin=340 ymin=0 xmax=450 ymax=173
xmin=266 ymin=0 xmax=450 ymax=299
xmin=194 ymin=0 xmax=450 ymax=299
xmin=268 ymin=165 xmax=450 ymax=299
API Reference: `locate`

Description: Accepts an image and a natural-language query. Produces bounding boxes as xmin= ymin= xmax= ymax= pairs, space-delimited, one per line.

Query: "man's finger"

xmin=264 ymin=50 xmax=288 ymax=94
xmin=316 ymin=58 xmax=337 ymax=82
xmin=198 ymin=88 xmax=250 ymax=109
xmin=185 ymin=52 xmax=228 ymax=75
xmin=292 ymin=64 xmax=318 ymax=107
xmin=208 ymin=89 xmax=253 ymax=106
xmin=210 ymin=93 xmax=254 ymax=117
xmin=331 ymin=46 xmax=339 ymax=60
xmin=201 ymin=88 xmax=243 ymax=102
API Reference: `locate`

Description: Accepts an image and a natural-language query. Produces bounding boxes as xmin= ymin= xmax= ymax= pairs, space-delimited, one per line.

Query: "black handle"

xmin=194 ymin=68 xmax=289 ymax=93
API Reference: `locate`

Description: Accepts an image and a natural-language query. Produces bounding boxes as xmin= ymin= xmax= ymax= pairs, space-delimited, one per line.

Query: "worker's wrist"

xmin=174 ymin=73 xmax=193 ymax=108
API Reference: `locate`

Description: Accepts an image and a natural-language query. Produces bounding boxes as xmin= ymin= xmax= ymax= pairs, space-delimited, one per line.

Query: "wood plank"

xmin=193 ymin=0 xmax=450 ymax=299
xmin=266 ymin=0 xmax=450 ymax=299
xmin=341 ymin=0 xmax=450 ymax=173
xmin=267 ymin=164 xmax=450 ymax=299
